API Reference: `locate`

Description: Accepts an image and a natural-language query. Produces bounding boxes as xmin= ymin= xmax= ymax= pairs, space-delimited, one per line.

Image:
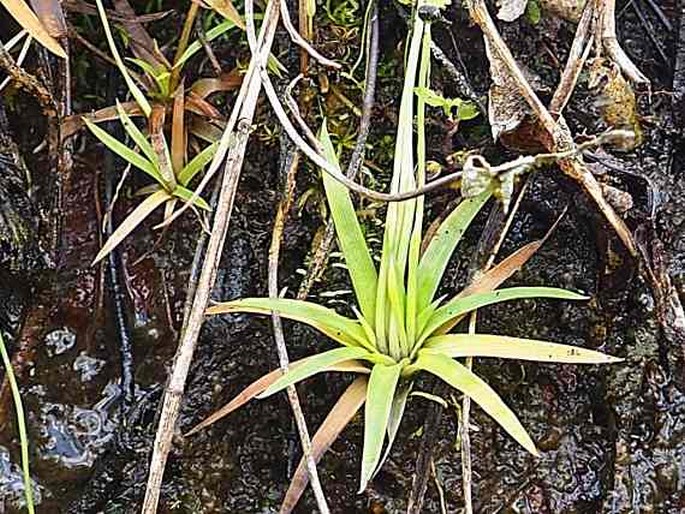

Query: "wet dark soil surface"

xmin=2 ymin=1 xmax=685 ymax=512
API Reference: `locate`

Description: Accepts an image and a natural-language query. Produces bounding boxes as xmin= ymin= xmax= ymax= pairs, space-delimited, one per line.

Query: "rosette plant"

xmin=189 ymin=6 xmax=620 ymax=511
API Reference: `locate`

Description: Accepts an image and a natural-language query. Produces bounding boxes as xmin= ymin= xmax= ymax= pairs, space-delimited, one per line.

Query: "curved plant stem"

xmin=0 ymin=332 xmax=34 ymax=514
xmin=296 ymin=2 xmax=380 ymax=299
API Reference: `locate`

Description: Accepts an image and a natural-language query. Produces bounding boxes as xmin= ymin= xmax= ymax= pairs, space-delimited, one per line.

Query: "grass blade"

xmin=92 ymin=189 xmax=169 ymax=264
xmin=319 ymin=122 xmax=378 ymax=323
xmin=280 ymin=377 xmax=368 ymax=514
xmin=3 ymin=0 xmax=65 ymax=58
xmin=417 ymin=191 xmax=491 ymax=309
xmin=83 ymin=117 xmax=162 ymax=183
xmin=207 ymin=298 xmax=373 ymax=350
xmin=422 ymin=334 xmax=622 ymax=363
xmin=419 ymin=287 xmax=587 ymax=346
xmin=412 ymin=353 xmax=538 ymax=455
xmin=0 ymin=332 xmax=35 ymax=513
xmin=177 ymin=142 xmax=219 ymax=186
xmin=360 ymin=362 xmax=402 ymax=492
xmin=260 ymin=347 xmax=372 ymax=397
xmin=94 ymin=0 xmax=151 ymax=116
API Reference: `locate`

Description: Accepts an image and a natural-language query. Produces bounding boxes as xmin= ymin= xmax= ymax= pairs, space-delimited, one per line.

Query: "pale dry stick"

xmin=140 ymin=1 xmax=282 ymax=512
xmin=267 ymin=152 xmax=330 ymax=513
xmin=279 ymin=0 xmax=341 ymax=69
xmin=549 ymin=0 xmax=595 ymax=115
xmin=0 ymin=35 xmax=32 ymax=93
xmin=244 ymin=0 xmax=329 ymax=509
xmin=601 ymin=0 xmax=649 ymax=85
xmin=460 ymin=180 xmax=530 ymax=514
xmin=466 ymin=0 xmax=638 ymax=257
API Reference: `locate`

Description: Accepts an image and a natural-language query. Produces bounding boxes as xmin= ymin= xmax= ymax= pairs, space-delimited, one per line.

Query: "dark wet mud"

xmin=2 ymin=1 xmax=685 ymax=513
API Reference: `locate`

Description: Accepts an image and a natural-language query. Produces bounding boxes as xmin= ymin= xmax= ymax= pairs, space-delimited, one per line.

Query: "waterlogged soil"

xmin=1 ymin=1 xmax=685 ymax=513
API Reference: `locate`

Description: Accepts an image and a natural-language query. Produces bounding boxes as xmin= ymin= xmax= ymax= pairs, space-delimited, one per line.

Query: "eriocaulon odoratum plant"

xmin=188 ymin=3 xmax=621 ymax=511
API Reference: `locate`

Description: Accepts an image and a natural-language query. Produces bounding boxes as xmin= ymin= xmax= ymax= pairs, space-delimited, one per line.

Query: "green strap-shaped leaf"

xmin=115 ymin=100 xmax=159 ymax=168
xmin=260 ymin=347 xmax=372 ymax=398
xmin=174 ymin=19 xmax=238 ymax=70
xmin=207 ymin=298 xmax=373 ymax=350
xmin=422 ymin=334 xmax=623 ymax=364
xmin=84 ymin=118 xmax=162 ymax=184
xmin=419 ymin=287 xmax=587 ymax=346
xmin=178 ymin=142 xmax=219 ymax=186
xmin=319 ymin=123 xmax=378 ymax=324
xmin=360 ymin=362 xmax=402 ymax=492
xmin=92 ymin=190 xmax=170 ymax=264
xmin=171 ymin=185 xmax=210 ymax=211
xmin=416 ymin=191 xmax=491 ymax=309
xmin=377 ymin=380 xmax=411 ymax=471
xmin=412 ymin=353 xmax=538 ymax=456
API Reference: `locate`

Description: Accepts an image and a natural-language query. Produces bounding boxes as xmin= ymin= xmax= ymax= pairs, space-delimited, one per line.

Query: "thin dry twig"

xmin=141 ymin=1 xmax=282 ymax=512
xmin=279 ymin=0 xmax=340 ymax=69
xmin=549 ymin=0 xmax=595 ymax=114
xmin=267 ymin=149 xmax=330 ymax=513
xmin=245 ymin=0 xmax=329 ymax=508
xmin=601 ymin=0 xmax=649 ymax=84
xmin=0 ymin=44 xmax=56 ymax=116
xmin=467 ymin=0 xmax=638 ymax=257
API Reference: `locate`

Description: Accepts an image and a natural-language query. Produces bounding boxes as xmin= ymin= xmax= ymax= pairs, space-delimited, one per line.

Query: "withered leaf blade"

xmin=28 ymin=0 xmax=67 ymax=39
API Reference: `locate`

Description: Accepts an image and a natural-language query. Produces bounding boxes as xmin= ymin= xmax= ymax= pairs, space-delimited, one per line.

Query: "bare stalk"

xmin=141 ymin=1 xmax=281 ymax=512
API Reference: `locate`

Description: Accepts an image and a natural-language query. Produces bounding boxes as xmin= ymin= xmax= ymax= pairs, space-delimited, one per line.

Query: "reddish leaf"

xmin=29 ymin=0 xmax=67 ymax=38
xmin=171 ymin=83 xmax=185 ymax=173
xmin=185 ymin=361 xmax=368 ymax=437
xmin=190 ymin=69 xmax=242 ymax=98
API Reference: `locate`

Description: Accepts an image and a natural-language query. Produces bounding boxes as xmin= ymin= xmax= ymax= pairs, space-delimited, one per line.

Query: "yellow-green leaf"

xmin=360 ymin=362 xmax=402 ymax=492
xmin=422 ymin=334 xmax=622 ymax=364
xmin=260 ymin=347 xmax=372 ymax=397
xmin=92 ymin=190 xmax=169 ymax=265
xmin=206 ymin=298 xmax=373 ymax=350
xmin=412 ymin=353 xmax=538 ymax=455
xmin=320 ymin=122 xmax=378 ymax=324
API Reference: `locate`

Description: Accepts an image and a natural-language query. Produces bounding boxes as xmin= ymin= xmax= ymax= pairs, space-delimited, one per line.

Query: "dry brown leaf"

xmin=171 ymin=83 xmax=185 ymax=173
xmin=28 ymin=0 xmax=66 ymax=38
xmin=2 ymin=0 xmax=66 ymax=57
xmin=190 ymin=70 xmax=242 ymax=99
xmin=280 ymin=377 xmax=368 ymax=514
xmin=61 ymin=101 xmax=142 ymax=140
xmin=112 ymin=0 xmax=168 ymax=68
xmin=184 ymin=92 xmax=222 ymax=119
xmin=185 ymin=360 xmax=368 ymax=437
